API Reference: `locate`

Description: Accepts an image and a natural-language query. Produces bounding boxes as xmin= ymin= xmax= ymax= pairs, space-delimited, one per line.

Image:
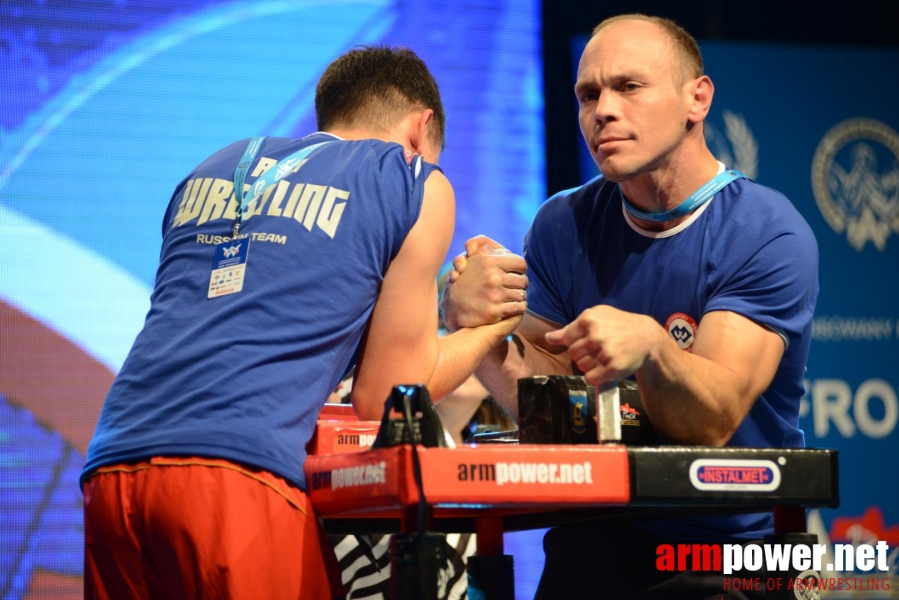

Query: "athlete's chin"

xmin=596 ymin=160 xmax=637 ymax=183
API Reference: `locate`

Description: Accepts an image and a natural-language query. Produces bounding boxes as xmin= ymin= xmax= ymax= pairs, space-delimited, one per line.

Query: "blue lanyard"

xmin=231 ymin=136 xmax=331 ymax=237
xmin=620 ymin=169 xmax=746 ymax=223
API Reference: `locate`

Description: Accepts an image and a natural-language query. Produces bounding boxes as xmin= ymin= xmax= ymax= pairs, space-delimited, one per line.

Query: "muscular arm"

xmin=351 ymin=172 xmax=521 ymax=421
xmin=638 ymin=310 xmax=784 ymax=446
xmin=549 ymin=306 xmax=785 ymax=446
xmin=469 ymin=312 xmax=570 ymax=419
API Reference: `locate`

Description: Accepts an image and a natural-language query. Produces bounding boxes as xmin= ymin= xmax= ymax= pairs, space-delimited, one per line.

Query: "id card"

xmin=208 ymin=239 xmax=250 ymax=298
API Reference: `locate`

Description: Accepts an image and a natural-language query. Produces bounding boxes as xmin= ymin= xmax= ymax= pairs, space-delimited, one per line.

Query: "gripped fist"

xmin=544 ymin=305 xmax=664 ymax=385
xmin=440 ymin=235 xmax=528 ymax=331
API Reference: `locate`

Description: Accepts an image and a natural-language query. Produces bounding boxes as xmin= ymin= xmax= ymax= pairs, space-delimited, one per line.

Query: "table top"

xmin=305 ymin=443 xmax=839 ymax=530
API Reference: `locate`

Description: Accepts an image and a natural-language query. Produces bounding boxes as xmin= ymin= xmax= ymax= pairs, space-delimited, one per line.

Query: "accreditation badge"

xmin=208 ymin=238 xmax=250 ymax=298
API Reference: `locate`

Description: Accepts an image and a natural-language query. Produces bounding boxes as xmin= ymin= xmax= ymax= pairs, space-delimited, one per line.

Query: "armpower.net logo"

xmin=656 ymin=541 xmax=892 ymax=596
xmin=456 ymin=461 xmax=594 ymax=486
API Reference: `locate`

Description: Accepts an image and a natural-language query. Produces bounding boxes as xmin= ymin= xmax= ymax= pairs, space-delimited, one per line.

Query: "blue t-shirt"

xmin=524 ymin=172 xmax=819 ymax=540
xmin=83 ymin=133 xmax=439 ymax=491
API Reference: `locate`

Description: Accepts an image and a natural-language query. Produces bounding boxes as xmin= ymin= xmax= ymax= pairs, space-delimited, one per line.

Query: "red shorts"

xmin=83 ymin=457 xmax=343 ymax=599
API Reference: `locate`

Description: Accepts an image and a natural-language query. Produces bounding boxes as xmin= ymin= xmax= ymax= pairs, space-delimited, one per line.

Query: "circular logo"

xmin=811 ymin=117 xmax=899 ymax=251
xmin=793 ymin=569 xmax=822 ymax=600
xmin=665 ymin=312 xmax=698 ymax=352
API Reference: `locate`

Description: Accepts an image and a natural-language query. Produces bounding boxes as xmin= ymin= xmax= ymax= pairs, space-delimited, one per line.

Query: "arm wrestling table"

xmin=306 ymin=424 xmax=839 ymax=600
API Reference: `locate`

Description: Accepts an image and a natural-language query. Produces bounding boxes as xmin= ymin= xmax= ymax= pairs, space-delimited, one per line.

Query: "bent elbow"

xmin=704 ymin=413 xmax=745 ymax=447
xmin=351 ymin=389 xmax=386 ymax=422
xmin=706 ymin=427 xmax=736 ymax=447
xmin=668 ymin=416 xmax=740 ymax=447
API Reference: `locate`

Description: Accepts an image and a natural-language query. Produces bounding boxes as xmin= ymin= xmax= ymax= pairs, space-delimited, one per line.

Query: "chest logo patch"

xmin=665 ymin=312 xmax=698 ymax=352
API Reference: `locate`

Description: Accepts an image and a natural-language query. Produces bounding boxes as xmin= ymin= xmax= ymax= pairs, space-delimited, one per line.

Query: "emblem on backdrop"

xmin=706 ymin=109 xmax=758 ymax=179
xmin=811 ymin=118 xmax=899 ymax=251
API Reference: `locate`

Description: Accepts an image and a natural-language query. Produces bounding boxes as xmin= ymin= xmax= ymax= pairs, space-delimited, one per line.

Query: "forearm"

xmin=551 ymin=307 xmax=781 ymax=447
xmin=473 ymin=332 xmax=572 ymax=420
xmin=353 ymin=324 xmax=513 ymax=422
xmin=426 ymin=323 xmax=512 ymax=402
xmin=636 ymin=336 xmax=751 ymax=446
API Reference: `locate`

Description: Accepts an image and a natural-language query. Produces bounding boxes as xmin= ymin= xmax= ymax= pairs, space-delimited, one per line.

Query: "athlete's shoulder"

xmin=421 ymin=167 xmax=452 ymax=196
xmin=709 ymin=179 xmax=818 ymax=266
xmin=534 ymin=174 xmax=616 ymax=227
xmin=543 ymin=174 xmax=614 ymax=209
xmin=728 ymin=178 xmax=816 ymax=239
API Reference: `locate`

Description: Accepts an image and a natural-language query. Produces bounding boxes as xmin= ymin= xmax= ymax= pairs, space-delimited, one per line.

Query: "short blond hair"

xmin=592 ymin=14 xmax=704 ymax=83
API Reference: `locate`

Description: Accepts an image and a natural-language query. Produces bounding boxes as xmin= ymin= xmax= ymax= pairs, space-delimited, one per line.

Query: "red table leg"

xmin=476 ymin=516 xmax=505 ymax=555
xmin=773 ymin=505 xmax=807 ymax=534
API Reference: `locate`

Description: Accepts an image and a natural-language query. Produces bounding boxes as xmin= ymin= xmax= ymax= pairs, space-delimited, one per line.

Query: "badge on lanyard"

xmin=206 ymin=135 xmax=331 ymax=299
xmin=208 ymin=236 xmax=250 ymax=298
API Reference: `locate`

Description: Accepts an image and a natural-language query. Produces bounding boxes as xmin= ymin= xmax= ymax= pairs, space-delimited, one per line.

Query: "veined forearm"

xmin=636 ymin=340 xmax=746 ymax=446
xmin=474 ymin=332 xmax=572 ymax=420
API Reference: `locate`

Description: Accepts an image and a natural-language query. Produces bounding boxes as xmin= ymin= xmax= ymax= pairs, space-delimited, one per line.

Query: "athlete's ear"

xmin=686 ymin=75 xmax=714 ymax=124
xmin=409 ymin=109 xmax=437 ymax=161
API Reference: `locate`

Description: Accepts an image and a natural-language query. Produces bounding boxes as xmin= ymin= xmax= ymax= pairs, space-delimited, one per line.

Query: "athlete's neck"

xmin=619 ymin=150 xmax=720 ymax=232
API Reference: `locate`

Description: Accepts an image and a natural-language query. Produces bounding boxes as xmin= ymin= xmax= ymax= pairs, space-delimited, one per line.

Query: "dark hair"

xmin=315 ymin=45 xmax=446 ymax=150
xmin=592 ymin=14 xmax=704 ymax=82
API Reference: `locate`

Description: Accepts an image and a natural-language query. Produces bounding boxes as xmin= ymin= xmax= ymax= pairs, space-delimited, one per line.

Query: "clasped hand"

xmin=440 ymin=235 xmax=528 ymax=332
xmin=441 ymin=237 xmax=666 ymax=386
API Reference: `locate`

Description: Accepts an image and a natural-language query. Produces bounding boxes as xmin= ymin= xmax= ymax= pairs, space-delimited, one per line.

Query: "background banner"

xmin=0 ymin=2 xmax=543 ymax=597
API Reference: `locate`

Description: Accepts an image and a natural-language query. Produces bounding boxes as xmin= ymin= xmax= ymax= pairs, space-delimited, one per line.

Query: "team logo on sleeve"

xmin=666 ymin=312 xmax=698 ymax=352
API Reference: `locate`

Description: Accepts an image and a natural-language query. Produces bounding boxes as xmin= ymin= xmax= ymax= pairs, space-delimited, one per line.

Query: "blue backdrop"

xmin=0 ymin=1 xmax=543 ymax=598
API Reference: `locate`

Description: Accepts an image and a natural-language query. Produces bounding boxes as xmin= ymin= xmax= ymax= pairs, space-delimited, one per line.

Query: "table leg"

xmin=468 ymin=517 xmax=515 ymax=600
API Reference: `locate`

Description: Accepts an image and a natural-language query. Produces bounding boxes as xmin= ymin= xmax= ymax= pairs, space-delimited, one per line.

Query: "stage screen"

xmin=0 ymin=2 xmax=544 ymax=597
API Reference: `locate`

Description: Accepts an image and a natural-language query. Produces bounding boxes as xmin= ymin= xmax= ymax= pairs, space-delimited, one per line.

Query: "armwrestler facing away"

xmin=81 ymin=45 xmax=526 ymax=600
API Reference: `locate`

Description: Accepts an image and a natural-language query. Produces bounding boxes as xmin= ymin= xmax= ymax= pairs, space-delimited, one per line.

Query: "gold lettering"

xmin=198 ymin=179 xmax=234 ymax=225
xmin=174 ymin=178 xmax=212 ymax=227
xmin=250 ymin=157 xmax=277 ymax=177
xmin=283 ymin=183 xmax=305 ymax=217
xmin=266 ymin=180 xmax=290 ymax=217
xmin=254 ymin=184 xmax=277 ymax=217
xmin=243 ymin=180 xmax=278 ymax=222
xmin=317 ymin=187 xmax=350 ymax=239
xmin=174 ymin=179 xmax=196 ymax=224
xmin=294 ymin=184 xmax=328 ymax=231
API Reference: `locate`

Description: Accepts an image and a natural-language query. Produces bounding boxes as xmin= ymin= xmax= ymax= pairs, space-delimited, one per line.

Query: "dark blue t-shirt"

xmin=84 ymin=133 xmax=439 ymax=490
